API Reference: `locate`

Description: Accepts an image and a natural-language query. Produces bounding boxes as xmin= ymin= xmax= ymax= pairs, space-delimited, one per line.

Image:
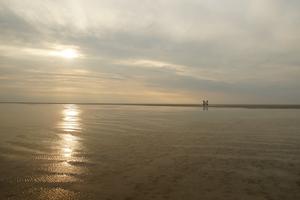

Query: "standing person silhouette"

xmin=202 ymin=100 xmax=208 ymax=110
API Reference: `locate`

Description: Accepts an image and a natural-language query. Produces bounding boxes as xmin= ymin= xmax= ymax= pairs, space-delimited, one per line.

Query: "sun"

xmin=59 ymin=49 xmax=79 ymax=59
xmin=48 ymin=45 xmax=81 ymax=59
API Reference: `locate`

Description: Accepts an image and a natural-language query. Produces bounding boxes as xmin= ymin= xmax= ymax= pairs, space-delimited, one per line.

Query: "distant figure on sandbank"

xmin=203 ymin=100 xmax=208 ymax=107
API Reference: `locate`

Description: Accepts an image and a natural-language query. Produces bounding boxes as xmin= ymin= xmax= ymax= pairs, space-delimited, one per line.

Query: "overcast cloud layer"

xmin=0 ymin=0 xmax=300 ymax=103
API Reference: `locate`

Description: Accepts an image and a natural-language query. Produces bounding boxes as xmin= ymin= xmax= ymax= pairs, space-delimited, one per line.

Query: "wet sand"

xmin=0 ymin=104 xmax=300 ymax=199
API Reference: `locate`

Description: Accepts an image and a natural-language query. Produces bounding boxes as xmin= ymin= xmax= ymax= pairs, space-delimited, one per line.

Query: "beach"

xmin=0 ymin=104 xmax=299 ymax=200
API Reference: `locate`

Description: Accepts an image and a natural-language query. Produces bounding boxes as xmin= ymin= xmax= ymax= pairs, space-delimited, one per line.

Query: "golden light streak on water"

xmin=59 ymin=104 xmax=81 ymax=159
xmin=61 ymin=104 xmax=81 ymax=132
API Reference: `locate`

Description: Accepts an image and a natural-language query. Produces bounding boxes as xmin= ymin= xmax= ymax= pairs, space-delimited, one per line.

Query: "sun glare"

xmin=59 ymin=49 xmax=79 ymax=59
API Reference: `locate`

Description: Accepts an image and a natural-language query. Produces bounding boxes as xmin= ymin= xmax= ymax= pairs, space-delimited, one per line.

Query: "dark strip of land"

xmin=0 ymin=102 xmax=300 ymax=109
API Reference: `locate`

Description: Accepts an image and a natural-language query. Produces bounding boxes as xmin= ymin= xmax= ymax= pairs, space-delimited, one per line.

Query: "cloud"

xmin=0 ymin=0 xmax=300 ymax=103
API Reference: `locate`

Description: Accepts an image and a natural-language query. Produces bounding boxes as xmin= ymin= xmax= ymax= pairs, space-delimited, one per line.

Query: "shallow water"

xmin=0 ymin=104 xmax=299 ymax=200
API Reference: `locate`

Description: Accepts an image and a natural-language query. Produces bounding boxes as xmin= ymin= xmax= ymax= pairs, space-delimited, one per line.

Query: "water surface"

xmin=0 ymin=104 xmax=299 ymax=199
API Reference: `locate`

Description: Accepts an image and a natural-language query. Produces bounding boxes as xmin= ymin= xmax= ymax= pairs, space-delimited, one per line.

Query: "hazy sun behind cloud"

xmin=0 ymin=43 xmax=82 ymax=59
xmin=51 ymin=48 xmax=80 ymax=59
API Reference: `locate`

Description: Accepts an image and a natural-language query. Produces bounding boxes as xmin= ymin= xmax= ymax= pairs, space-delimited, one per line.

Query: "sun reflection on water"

xmin=62 ymin=104 xmax=81 ymax=132
xmin=59 ymin=104 xmax=82 ymax=159
xmin=32 ymin=106 xmax=84 ymax=199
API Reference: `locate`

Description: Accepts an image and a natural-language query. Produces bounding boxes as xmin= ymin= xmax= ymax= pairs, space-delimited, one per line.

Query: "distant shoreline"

xmin=0 ymin=102 xmax=300 ymax=109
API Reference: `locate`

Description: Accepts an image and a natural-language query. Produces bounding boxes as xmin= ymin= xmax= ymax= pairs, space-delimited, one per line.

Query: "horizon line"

xmin=0 ymin=102 xmax=300 ymax=109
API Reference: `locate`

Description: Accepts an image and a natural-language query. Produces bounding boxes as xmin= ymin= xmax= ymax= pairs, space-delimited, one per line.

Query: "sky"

xmin=0 ymin=0 xmax=300 ymax=104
